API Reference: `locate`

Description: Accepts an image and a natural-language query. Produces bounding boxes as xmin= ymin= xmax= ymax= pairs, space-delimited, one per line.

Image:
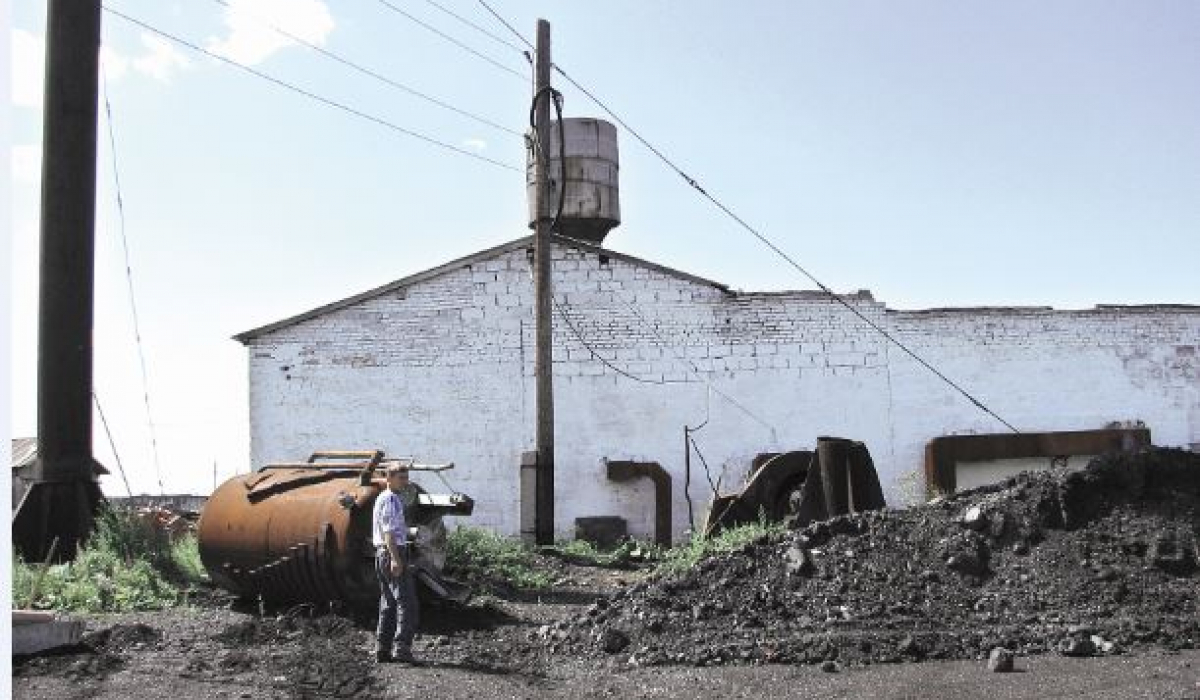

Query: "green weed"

xmin=547 ymin=538 xmax=661 ymax=567
xmin=444 ymin=526 xmax=554 ymax=591
xmin=656 ymin=517 xmax=787 ymax=573
xmin=13 ymin=506 xmax=206 ymax=612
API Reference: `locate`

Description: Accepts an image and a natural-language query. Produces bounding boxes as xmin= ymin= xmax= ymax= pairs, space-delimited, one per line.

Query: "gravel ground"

xmin=13 ymin=448 xmax=1199 ymax=699
xmin=12 ymin=612 xmax=1200 ymax=700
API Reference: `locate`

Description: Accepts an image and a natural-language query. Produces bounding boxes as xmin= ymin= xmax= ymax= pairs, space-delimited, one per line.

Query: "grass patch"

xmin=13 ymin=506 xmax=207 ymax=612
xmin=656 ymin=517 xmax=787 ymax=573
xmin=444 ymin=526 xmax=554 ymax=592
xmin=546 ymin=538 xmax=661 ymax=567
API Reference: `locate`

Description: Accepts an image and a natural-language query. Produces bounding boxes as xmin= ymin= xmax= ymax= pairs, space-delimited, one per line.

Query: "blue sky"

xmin=8 ymin=1 xmax=1199 ymax=497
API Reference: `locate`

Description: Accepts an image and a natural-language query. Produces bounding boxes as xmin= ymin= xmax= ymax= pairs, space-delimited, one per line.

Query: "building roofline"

xmin=887 ymin=303 xmax=1200 ymax=315
xmin=233 ymin=235 xmax=730 ymax=343
xmin=554 ymin=234 xmax=730 ymax=294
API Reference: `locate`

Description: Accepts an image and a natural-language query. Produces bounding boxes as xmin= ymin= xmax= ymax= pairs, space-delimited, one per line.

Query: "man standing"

xmin=373 ymin=462 xmax=420 ymax=664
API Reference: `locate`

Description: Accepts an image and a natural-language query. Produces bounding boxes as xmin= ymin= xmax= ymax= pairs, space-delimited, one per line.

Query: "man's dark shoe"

xmin=391 ymin=650 xmax=425 ymax=667
xmin=374 ymin=650 xmax=394 ymax=664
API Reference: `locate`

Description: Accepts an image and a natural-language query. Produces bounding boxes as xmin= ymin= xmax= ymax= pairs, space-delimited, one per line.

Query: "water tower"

xmin=527 ymin=118 xmax=620 ymax=245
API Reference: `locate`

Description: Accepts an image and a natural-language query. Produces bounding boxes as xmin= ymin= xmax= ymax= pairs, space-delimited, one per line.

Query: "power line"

xmin=474 ymin=2 xmax=1014 ymax=431
xmin=530 ymin=242 xmax=778 ymax=434
xmin=420 ymin=0 xmax=526 ymax=55
xmin=373 ymin=0 xmax=526 ymax=81
xmin=552 ymin=296 xmax=671 ymax=386
xmin=475 ymin=0 xmax=533 ymax=51
xmin=688 ymin=433 xmax=723 ymax=496
xmin=103 ymin=7 xmax=522 ymax=173
xmin=549 ymin=63 xmax=1020 ymax=434
xmin=480 ymin=3 xmax=1011 ymax=434
xmin=480 ymin=2 xmax=778 ymax=433
xmin=209 ymin=0 xmax=520 ymax=138
xmin=101 ymin=64 xmax=166 ymax=496
xmin=611 ymin=288 xmax=778 ymax=435
xmin=93 ymin=392 xmax=134 ymax=498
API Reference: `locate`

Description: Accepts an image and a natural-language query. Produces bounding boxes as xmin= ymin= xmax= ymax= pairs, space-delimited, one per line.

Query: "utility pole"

xmin=12 ymin=0 xmax=105 ymax=562
xmin=532 ymin=19 xmax=555 ymax=546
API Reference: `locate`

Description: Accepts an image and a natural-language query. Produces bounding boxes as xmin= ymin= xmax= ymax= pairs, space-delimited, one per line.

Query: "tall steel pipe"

xmin=13 ymin=0 xmax=105 ymax=562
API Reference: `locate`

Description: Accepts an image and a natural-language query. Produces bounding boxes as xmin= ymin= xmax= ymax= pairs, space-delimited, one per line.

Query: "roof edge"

xmin=551 ymin=234 xmax=730 ymax=294
xmin=233 ymin=235 xmax=731 ymax=344
xmin=888 ymin=303 xmax=1200 ymax=315
xmin=234 ymin=236 xmax=536 ymax=343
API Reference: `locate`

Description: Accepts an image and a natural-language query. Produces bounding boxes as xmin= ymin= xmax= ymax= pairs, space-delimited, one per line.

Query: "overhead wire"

xmin=551 ymin=297 xmax=670 ymax=386
xmin=475 ymin=0 xmax=533 ymax=50
xmin=612 ymin=290 xmax=778 ymax=436
xmin=420 ymin=0 xmax=526 ymax=55
xmin=211 ymin=0 xmax=522 ymax=137
xmin=688 ymin=432 xmax=723 ymax=497
xmin=528 ymin=86 xmax=676 ymax=387
xmin=93 ymin=392 xmax=134 ymax=498
xmin=101 ymin=63 xmax=165 ymax=496
xmin=473 ymin=1 xmax=1017 ymax=433
xmin=526 ymin=75 xmax=779 ymax=433
xmin=372 ymin=0 xmax=526 ymax=80
xmin=548 ymin=62 xmax=1019 ymax=433
xmin=102 ymin=7 xmax=521 ymax=173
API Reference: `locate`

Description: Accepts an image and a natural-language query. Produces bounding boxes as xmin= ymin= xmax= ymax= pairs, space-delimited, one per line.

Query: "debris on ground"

xmin=988 ymin=647 xmax=1015 ymax=672
xmin=542 ymin=448 xmax=1199 ymax=668
xmin=133 ymin=506 xmax=196 ymax=538
xmin=12 ymin=447 xmax=1198 ymax=700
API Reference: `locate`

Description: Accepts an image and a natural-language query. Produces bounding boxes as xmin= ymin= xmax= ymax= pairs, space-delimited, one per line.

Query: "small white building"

xmin=235 ymin=234 xmax=1199 ymax=540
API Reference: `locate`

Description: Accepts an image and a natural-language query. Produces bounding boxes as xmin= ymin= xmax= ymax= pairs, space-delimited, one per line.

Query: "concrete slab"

xmin=12 ymin=610 xmax=85 ymax=656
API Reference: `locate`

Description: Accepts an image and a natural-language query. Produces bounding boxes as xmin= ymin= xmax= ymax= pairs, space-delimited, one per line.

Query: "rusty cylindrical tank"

xmin=198 ymin=451 xmax=473 ymax=611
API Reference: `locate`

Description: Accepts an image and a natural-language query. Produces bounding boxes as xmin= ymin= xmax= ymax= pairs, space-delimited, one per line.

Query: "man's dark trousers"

xmin=376 ymin=548 xmax=418 ymax=657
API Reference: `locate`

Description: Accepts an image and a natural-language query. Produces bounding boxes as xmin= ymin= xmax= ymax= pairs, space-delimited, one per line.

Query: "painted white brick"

xmin=245 ymin=241 xmax=1200 ymax=540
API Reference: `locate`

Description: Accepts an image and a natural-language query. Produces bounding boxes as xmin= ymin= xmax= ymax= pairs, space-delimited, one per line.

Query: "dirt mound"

xmin=204 ymin=612 xmax=381 ymax=698
xmin=541 ymin=448 xmax=1200 ymax=668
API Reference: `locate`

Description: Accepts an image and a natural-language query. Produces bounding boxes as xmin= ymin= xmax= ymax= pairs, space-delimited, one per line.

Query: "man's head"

xmin=385 ymin=463 xmax=410 ymax=492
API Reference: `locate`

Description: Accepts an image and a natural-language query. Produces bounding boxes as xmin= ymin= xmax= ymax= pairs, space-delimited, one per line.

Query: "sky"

xmin=7 ymin=1 xmax=1199 ymax=498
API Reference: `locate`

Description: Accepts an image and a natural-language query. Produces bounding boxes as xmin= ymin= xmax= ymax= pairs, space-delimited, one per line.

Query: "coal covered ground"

xmin=545 ymin=448 xmax=1200 ymax=669
xmin=12 ymin=448 xmax=1200 ymax=699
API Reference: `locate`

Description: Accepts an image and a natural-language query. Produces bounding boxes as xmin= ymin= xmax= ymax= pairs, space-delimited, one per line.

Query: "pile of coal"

xmin=12 ymin=622 xmax=160 ymax=682
xmin=206 ymin=613 xmax=380 ymax=697
xmin=541 ymin=448 xmax=1199 ymax=668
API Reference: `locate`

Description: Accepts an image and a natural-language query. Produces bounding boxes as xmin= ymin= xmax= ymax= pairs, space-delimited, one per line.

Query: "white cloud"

xmin=132 ymin=34 xmax=191 ymax=82
xmin=208 ymin=0 xmax=334 ymax=66
xmin=101 ymin=45 xmax=130 ymax=84
xmin=12 ymin=29 xmax=45 ymax=109
xmin=462 ymin=138 xmax=489 ymax=151
xmin=12 ymin=144 xmax=41 ymax=185
xmin=13 ymin=28 xmax=193 ymax=107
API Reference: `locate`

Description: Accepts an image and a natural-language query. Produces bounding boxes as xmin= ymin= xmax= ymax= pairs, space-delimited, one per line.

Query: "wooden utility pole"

xmin=13 ymin=0 xmax=105 ymax=562
xmin=532 ymin=19 xmax=555 ymax=546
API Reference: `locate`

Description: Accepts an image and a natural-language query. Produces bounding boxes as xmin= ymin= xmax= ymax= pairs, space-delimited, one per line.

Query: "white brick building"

xmin=235 ymin=235 xmax=1199 ymax=540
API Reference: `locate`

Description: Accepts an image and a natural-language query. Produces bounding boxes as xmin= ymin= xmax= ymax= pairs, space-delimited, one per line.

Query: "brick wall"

xmin=244 ymin=241 xmax=1199 ymax=538
xmin=886 ymin=305 xmax=1199 ymax=496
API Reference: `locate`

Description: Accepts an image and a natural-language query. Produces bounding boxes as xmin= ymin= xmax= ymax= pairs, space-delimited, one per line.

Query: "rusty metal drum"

xmin=197 ymin=451 xmax=473 ymax=611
